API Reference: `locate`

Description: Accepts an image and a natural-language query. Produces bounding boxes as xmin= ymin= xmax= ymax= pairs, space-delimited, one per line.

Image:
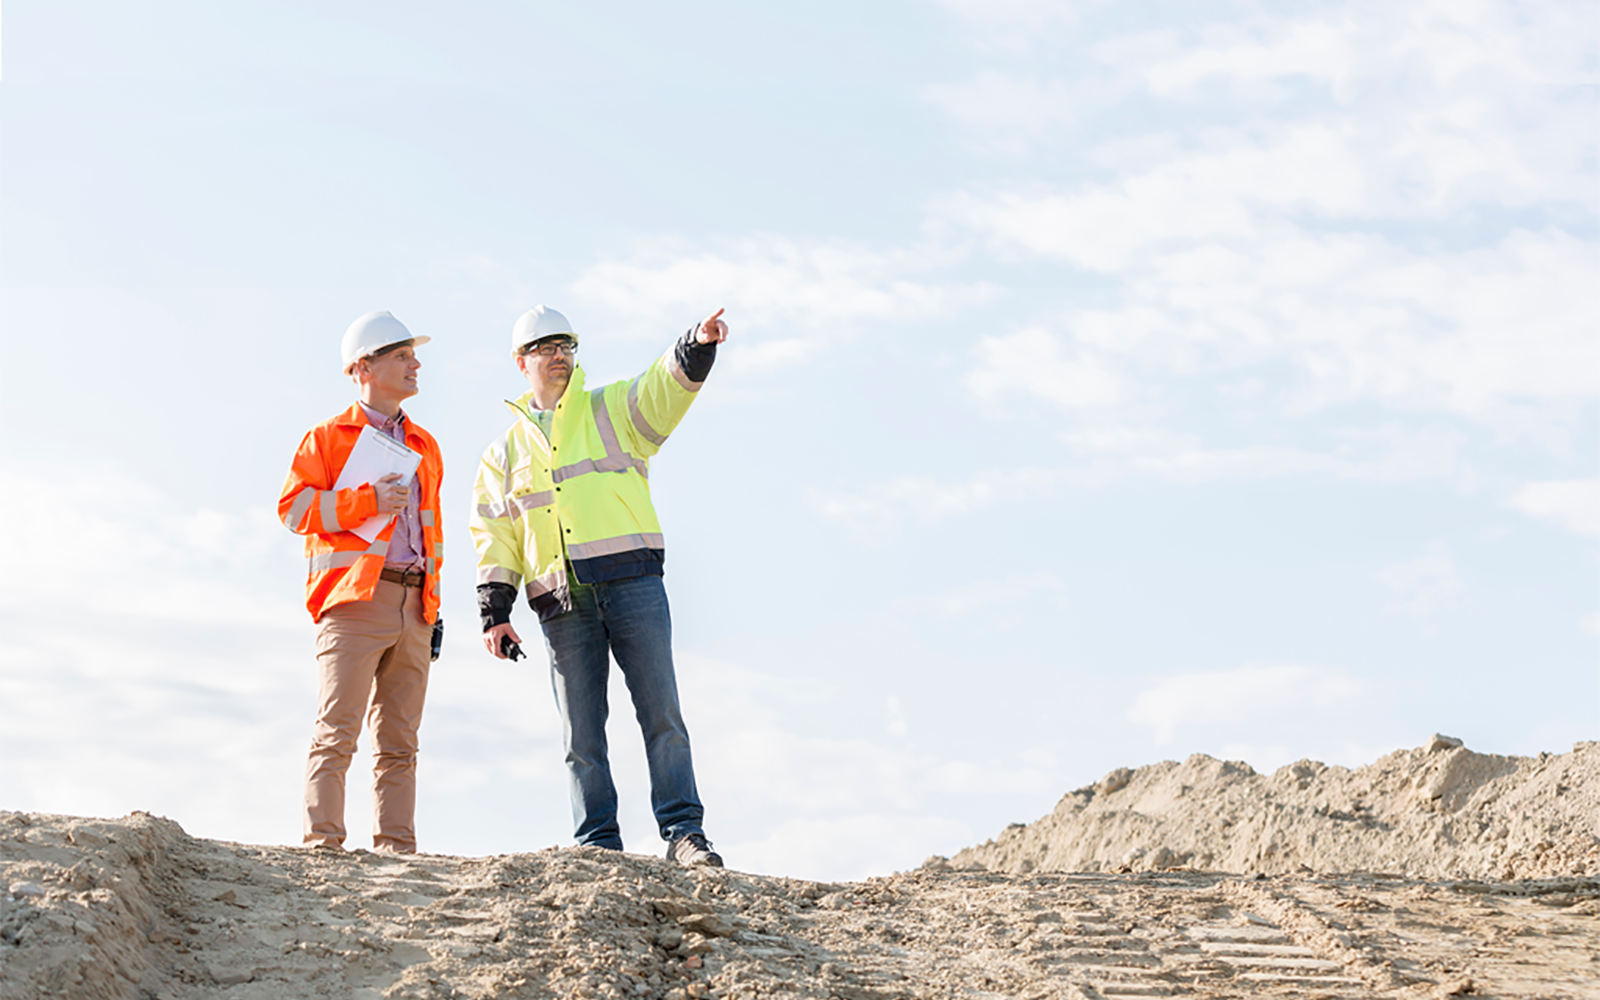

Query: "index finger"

xmin=378 ymin=473 xmax=402 ymax=483
xmin=705 ymin=308 xmax=725 ymax=325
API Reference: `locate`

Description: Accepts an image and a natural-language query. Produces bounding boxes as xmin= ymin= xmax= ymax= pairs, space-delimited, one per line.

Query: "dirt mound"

xmin=938 ymin=737 xmax=1600 ymax=881
xmin=3 ymin=812 xmax=1598 ymax=1000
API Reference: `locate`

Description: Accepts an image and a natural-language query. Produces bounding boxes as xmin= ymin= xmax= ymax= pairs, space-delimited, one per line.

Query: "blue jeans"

xmin=541 ymin=573 xmax=705 ymax=849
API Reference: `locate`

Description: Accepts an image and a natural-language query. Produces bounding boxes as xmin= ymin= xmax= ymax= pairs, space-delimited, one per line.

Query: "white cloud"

xmin=1134 ymin=0 xmax=1594 ymax=138
xmin=929 ymin=0 xmax=1087 ymax=50
xmin=569 ymin=238 xmax=997 ymax=368
xmin=1058 ymin=419 xmax=1474 ymax=486
xmin=1131 ymin=19 xmax=1356 ymax=99
xmin=1127 ymin=664 xmax=1365 ymax=745
xmin=1052 ymin=423 xmax=1417 ymax=483
xmin=965 ymin=327 xmax=1124 ymax=409
xmin=1375 ymin=545 xmax=1464 ymax=616
xmin=1120 ymin=444 xmax=1397 ymax=483
xmin=804 ymin=466 xmax=1076 ymax=539
xmin=940 ymin=181 xmax=1251 ymax=273
xmin=930 ymin=0 xmax=1599 ymax=437
xmin=1057 ymin=424 xmax=1196 ymax=455
xmin=0 ymin=470 xmax=303 ymax=628
xmin=0 ymin=611 xmax=309 ymax=846
xmin=942 ymin=110 xmax=1549 ymax=254
xmin=924 ymin=73 xmax=1093 ymax=153
xmin=0 ymin=467 xmax=326 ymax=845
xmin=938 ymin=0 xmax=1594 ymax=210
xmin=808 ymin=421 xmax=1472 ymax=532
xmin=886 ymin=696 xmax=909 ymax=738
xmin=888 ymin=573 xmax=1066 ymax=617
xmin=1508 ymin=479 xmax=1600 ymax=538
xmin=932 ymin=0 xmax=1079 ymax=25
xmin=944 ymin=223 xmax=1598 ymax=429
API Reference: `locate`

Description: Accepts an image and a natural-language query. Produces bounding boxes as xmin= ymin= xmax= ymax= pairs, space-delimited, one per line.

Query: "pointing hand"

xmin=695 ymin=308 xmax=729 ymax=345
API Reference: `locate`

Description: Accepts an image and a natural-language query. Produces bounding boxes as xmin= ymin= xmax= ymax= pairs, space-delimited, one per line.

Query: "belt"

xmin=380 ymin=568 xmax=425 ymax=588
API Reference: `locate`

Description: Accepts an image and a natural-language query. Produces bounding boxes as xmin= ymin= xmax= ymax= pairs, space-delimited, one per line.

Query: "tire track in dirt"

xmin=5 ymin=811 xmax=1596 ymax=999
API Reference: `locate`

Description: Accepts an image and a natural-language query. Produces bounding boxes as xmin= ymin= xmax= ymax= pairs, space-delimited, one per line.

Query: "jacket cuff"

xmin=477 ymin=583 xmax=517 ymax=631
xmin=353 ymin=483 xmax=379 ymax=521
xmin=674 ymin=326 xmax=717 ymax=384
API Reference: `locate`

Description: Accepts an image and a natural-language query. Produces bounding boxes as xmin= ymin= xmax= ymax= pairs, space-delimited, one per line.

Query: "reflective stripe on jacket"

xmin=279 ymin=403 xmax=445 ymax=623
xmin=469 ymin=334 xmax=708 ymax=621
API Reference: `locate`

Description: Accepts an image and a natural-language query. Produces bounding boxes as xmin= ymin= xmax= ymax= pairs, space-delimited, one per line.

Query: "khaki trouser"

xmin=303 ymin=578 xmax=431 ymax=853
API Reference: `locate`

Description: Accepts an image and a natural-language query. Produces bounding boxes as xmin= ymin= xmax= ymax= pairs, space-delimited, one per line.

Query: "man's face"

xmin=516 ymin=338 xmax=576 ymax=395
xmin=360 ymin=344 xmax=421 ymax=400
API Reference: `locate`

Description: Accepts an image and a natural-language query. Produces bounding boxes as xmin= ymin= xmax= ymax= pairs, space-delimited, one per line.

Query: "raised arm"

xmin=611 ymin=309 xmax=730 ymax=458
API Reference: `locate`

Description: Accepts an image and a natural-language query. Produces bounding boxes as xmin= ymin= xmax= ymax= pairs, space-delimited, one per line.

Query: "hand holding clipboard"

xmin=333 ymin=425 xmax=422 ymax=542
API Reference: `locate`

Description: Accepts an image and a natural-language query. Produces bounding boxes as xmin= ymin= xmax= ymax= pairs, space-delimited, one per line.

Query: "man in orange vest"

xmin=278 ymin=311 xmax=445 ymax=853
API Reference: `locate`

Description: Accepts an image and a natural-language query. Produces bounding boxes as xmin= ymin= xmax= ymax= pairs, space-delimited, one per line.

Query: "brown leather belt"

xmin=380 ymin=568 xmax=425 ymax=588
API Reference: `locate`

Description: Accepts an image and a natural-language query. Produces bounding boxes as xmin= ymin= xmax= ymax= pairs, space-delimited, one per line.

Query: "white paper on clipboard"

xmin=333 ymin=425 xmax=423 ymax=543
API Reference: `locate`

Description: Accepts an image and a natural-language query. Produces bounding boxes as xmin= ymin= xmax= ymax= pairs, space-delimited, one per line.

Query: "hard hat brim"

xmin=344 ymin=334 xmax=431 ymax=373
xmin=513 ymin=333 xmax=580 ymax=358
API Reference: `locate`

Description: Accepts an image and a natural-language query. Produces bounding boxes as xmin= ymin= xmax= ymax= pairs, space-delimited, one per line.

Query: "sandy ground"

xmin=3 ymin=737 xmax=1595 ymax=999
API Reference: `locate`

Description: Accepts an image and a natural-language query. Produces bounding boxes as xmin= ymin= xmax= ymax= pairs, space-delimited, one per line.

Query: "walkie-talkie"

xmin=500 ymin=635 xmax=525 ymax=661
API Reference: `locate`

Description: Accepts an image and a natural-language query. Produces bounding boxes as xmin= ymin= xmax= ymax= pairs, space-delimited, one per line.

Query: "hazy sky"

xmin=2 ymin=0 xmax=1596 ymax=881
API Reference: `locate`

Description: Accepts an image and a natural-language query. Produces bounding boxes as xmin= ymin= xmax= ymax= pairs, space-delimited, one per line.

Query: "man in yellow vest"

xmin=469 ymin=305 xmax=728 ymax=866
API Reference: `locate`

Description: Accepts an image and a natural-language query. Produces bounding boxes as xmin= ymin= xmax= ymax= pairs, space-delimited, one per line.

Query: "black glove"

xmin=675 ymin=326 xmax=717 ymax=383
xmin=477 ymin=583 xmax=516 ymax=632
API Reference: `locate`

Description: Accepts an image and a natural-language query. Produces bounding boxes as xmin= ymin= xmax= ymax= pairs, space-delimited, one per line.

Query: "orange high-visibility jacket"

xmin=278 ymin=403 xmax=444 ymax=623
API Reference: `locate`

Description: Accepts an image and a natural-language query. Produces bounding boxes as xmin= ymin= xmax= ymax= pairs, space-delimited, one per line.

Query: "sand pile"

xmin=4 ymin=737 xmax=1597 ymax=999
xmin=938 ymin=736 xmax=1600 ymax=881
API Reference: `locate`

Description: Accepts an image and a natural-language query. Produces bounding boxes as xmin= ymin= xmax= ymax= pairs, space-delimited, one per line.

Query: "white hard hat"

xmin=511 ymin=305 xmax=578 ymax=356
xmin=341 ymin=310 xmax=430 ymax=373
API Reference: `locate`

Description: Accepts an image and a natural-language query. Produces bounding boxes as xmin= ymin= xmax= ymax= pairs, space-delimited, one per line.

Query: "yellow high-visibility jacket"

xmin=470 ymin=330 xmax=714 ymax=622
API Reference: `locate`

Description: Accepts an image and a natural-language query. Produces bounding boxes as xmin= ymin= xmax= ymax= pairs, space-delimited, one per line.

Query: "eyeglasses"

xmin=525 ymin=340 xmax=578 ymax=358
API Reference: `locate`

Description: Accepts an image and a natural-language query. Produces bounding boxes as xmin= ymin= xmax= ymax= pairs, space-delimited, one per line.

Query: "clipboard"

xmin=333 ymin=424 xmax=423 ymax=543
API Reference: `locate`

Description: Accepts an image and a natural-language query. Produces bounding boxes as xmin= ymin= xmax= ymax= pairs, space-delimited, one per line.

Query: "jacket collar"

xmin=333 ymin=402 xmax=370 ymax=428
xmin=505 ymin=365 xmax=587 ymax=423
xmin=334 ymin=402 xmax=424 ymax=451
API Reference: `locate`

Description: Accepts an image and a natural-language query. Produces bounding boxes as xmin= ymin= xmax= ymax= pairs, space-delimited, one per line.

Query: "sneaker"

xmin=667 ymin=833 xmax=724 ymax=868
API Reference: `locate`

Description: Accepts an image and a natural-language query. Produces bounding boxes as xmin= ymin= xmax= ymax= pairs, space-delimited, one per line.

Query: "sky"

xmin=1 ymin=0 xmax=1596 ymax=882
